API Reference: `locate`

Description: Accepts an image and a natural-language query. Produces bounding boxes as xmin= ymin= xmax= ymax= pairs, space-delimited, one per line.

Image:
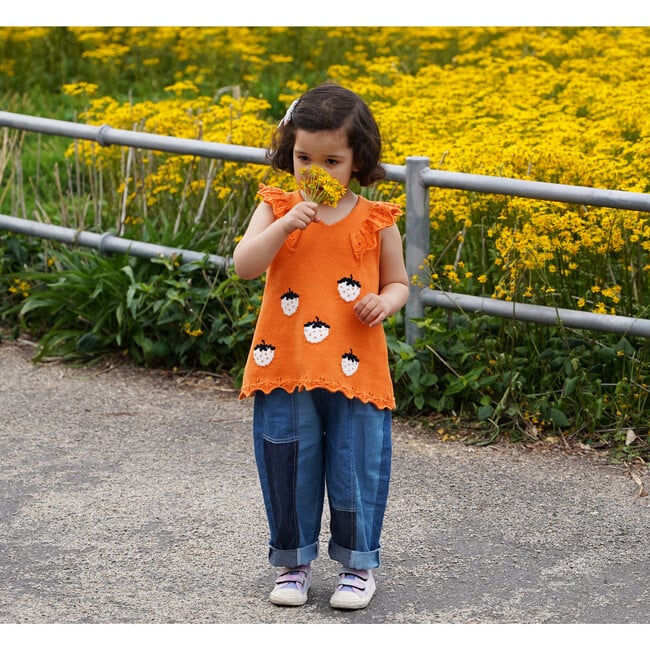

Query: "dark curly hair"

xmin=268 ymin=82 xmax=386 ymax=186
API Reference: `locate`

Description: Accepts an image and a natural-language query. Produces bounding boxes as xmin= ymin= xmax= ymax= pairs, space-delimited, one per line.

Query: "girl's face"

xmin=292 ymin=127 xmax=357 ymax=190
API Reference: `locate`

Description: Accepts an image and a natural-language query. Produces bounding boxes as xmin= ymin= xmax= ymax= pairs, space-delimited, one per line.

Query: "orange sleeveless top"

xmin=238 ymin=184 xmax=402 ymax=410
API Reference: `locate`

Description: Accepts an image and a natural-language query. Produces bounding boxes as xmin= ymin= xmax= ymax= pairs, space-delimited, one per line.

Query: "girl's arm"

xmin=354 ymin=223 xmax=410 ymax=328
xmin=233 ymin=199 xmax=318 ymax=279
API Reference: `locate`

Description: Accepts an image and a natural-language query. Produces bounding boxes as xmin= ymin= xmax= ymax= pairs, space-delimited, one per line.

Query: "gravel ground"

xmin=1 ymin=338 xmax=648 ymax=632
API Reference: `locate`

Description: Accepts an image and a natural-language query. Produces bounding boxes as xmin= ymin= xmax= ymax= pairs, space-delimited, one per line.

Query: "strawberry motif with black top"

xmin=303 ymin=316 xmax=330 ymax=343
xmin=337 ymin=274 xmax=361 ymax=302
xmin=253 ymin=340 xmax=276 ymax=367
xmin=341 ymin=349 xmax=360 ymax=376
xmin=281 ymin=288 xmax=300 ymax=316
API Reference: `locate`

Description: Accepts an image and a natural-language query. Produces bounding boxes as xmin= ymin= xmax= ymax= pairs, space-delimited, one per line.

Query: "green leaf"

xmin=477 ymin=404 xmax=494 ymax=421
xmin=76 ymin=331 xmax=101 ymax=353
xmin=563 ymin=375 xmax=578 ymax=397
xmin=547 ymin=407 xmax=570 ymax=428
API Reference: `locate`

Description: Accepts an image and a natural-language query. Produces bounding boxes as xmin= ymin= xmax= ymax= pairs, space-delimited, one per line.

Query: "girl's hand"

xmin=353 ymin=293 xmax=391 ymax=328
xmin=353 ymin=225 xmax=410 ymax=327
xmin=280 ymin=201 xmax=319 ymax=233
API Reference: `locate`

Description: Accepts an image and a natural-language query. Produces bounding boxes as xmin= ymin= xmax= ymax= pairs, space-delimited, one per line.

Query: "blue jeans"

xmin=253 ymin=387 xmax=392 ymax=570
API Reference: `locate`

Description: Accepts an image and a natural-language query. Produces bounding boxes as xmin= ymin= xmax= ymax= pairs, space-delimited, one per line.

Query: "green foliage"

xmin=10 ymin=244 xmax=259 ymax=378
xmin=386 ymin=309 xmax=650 ymax=460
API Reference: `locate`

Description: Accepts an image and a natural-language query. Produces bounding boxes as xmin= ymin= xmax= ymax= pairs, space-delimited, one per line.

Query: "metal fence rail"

xmin=421 ymin=289 xmax=650 ymax=338
xmin=0 ymin=214 xmax=230 ymax=268
xmin=3 ymin=110 xmax=650 ymax=342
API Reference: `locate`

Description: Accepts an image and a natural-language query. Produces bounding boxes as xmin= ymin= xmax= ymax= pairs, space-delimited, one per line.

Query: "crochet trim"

xmin=350 ymin=201 xmax=401 ymax=263
xmin=257 ymin=184 xmax=302 ymax=250
xmin=257 ymin=184 xmax=293 ymax=213
xmin=239 ymin=379 xmax=395 ymax=411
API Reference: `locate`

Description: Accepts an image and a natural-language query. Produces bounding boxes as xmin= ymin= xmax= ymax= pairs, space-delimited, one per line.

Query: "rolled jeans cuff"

xmin=268 ymin=540 xmax=319 ymax=568
xmin=328 ymin=539 xmax=380 ymax=570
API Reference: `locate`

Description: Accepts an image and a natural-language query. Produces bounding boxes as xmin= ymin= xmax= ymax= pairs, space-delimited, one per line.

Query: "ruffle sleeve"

xmin=350 ymin=201 xmax=402 ymax=263
xmin=257 ymin=184 xmax=302 ymax=250
xmin=257 ymin=184 xmax=294 ymax=215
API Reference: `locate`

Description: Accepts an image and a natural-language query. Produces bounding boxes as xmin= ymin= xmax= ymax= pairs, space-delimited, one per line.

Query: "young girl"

xmin=233 ymin=82 xmax=409 ymax=610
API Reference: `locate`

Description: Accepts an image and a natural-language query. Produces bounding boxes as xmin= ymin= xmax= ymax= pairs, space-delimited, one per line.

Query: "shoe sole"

xmin=269 ymin=567 xmax=311 ymax=606
xmin=329 ymin=583 xmax=376 ymax=610
xmin=269 ymin=587 xmax=310 ymax=606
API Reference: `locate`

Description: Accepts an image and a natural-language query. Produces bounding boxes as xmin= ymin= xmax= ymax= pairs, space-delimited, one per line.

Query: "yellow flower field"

xmin=2 ymin=25 xmax=642 ymax=315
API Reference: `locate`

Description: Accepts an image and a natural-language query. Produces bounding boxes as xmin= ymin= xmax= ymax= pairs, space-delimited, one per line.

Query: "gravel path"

xmin=1 ymin=338 xmax=648 ymax=627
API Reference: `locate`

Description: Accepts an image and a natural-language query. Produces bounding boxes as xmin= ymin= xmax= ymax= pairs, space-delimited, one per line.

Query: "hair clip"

xmin=280 ymin=97 xmax=300 ymax=127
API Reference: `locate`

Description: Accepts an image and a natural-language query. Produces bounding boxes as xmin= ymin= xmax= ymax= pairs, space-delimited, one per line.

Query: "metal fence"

xmin=3 ymin=110 xmax=650 ymax=343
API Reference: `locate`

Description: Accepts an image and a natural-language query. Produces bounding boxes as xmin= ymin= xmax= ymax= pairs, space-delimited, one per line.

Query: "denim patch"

xmin=263 ymin=437 xmax=299 ymax=550
xmin=330 ymin=505 xmax=356 ymax=551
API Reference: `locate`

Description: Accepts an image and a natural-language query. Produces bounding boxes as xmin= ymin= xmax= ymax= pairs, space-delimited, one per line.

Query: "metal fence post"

xmin=405 ymin=156 xmax=430 ymax=345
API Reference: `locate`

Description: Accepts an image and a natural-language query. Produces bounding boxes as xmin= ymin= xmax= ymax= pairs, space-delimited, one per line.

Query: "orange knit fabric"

xmin=238 ymin=184 xmax=402 ymax=410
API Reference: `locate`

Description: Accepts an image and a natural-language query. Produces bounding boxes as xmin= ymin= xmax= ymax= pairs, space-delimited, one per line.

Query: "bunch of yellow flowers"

xmin=298 ymin=166 xmax=347 ymax=207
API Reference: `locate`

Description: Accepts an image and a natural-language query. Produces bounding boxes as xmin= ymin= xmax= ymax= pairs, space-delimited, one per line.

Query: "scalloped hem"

xmin=239 ymin=382 xmax=395 ymax=411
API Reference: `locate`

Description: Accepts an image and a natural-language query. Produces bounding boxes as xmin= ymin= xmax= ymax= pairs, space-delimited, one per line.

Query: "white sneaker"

xmin=269 ymin=564 xmax=311 ymax=606
xmin=329 ymin=568 xmax=376 ymax=609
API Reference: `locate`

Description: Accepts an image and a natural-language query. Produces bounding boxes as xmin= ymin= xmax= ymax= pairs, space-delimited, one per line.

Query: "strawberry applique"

xmin=253 ymin=340 xmax=276 ymax=367
xmin=281 ymin=288 xmax=299 ymax=316
xmin=303 ymin=316 xmax=330 ymax=344
xmin=337 ymin=275 xmax=361 ymax=302
xmin=341 ymin=349 xmax=360 ymax=376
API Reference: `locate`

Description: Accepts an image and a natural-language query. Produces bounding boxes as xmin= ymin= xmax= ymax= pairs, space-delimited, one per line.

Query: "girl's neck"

xmin=313 ymin=189 xmax=358 ymax=225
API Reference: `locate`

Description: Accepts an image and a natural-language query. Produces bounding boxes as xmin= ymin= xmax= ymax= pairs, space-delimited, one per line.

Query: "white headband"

xmin=280 ymin=98 xmax=300 ymax=127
